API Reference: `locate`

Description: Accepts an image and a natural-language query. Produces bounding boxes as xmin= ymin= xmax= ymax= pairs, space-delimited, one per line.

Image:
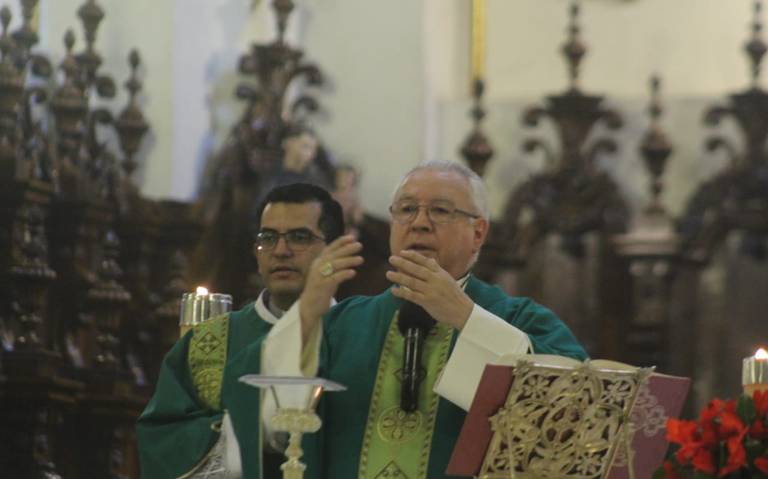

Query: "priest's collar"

xmin=254 ymin=289 xmax=337 ymax=324
xmin=254 ymin=290 xmax=282 ymax=324
xmin=457 ymin=272 xmax=471 ymax=289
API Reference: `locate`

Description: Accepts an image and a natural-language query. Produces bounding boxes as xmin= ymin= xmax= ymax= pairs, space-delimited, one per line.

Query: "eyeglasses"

xmin=255 ymin=228 xmax=325 ymax=251
xmin=389 ymin=199 xmax=480 ymax=224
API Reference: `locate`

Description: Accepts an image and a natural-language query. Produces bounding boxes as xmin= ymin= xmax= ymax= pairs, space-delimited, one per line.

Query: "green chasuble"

xmin=136 ymin=301 xmax=276 ymax=479
xmin=303 ymin=276 xmax=587 ymax=479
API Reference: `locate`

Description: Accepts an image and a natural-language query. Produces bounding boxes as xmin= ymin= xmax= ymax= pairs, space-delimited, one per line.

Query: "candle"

xmin=471 ymin=0 xmax=487 ymax=82
xmin=743 ymin=347 xmax=768 ymax=395
xmin=179 ymin=286 xmax=233 ymax=336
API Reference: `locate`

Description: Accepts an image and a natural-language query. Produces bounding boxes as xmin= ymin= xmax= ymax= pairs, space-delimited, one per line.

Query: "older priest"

xmin=262 ymin=161 xmax=587 ymax=479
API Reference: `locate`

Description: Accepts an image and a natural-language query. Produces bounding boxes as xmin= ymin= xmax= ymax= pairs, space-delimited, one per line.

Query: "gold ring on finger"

xmin=319 ymin=261 xmax=334 ymax=277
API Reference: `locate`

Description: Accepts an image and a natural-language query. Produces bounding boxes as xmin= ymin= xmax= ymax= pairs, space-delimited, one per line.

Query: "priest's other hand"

xmin=299 ymin=235 xmax=363 ymax=344
xmin=386 ymin=250 xmax=474 ymax=330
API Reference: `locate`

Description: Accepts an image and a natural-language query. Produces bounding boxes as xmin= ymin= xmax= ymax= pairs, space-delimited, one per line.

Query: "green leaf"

xmin=738 ymin=394 xmax=757 ymax=423
xmin=652 ymin=467 xmax=667 ymax=479
xmin=745 ymin=438 xmax=763 ymax=461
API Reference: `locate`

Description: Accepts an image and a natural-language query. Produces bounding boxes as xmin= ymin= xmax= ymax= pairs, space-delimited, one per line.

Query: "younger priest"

xmin=136 ymin=183 xmax=346 ymax=478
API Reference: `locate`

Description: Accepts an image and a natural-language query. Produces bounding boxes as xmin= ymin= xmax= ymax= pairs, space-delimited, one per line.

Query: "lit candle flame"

xmin=756 ymin=348 xmax=768 ymax=360
xmin=196 ymin=286 xmax=209 ymax=296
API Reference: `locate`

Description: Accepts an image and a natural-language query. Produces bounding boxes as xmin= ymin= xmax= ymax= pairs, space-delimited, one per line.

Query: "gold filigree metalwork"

xmin=270 ymin=408 xmax=322 ymax=479
xmin=478 ymin=360 xmax=650 ymax=479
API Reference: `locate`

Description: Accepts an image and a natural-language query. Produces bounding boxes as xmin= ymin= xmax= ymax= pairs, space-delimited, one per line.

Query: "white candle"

xmin=743 ymin=347 xmax=768 ymax=395
xmin=196 ymin=286 xmax=210 ymax=322
xmin=178 ymin=286 xmax=231 ymax=336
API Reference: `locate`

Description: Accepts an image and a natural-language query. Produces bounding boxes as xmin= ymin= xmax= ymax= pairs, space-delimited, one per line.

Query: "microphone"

xmin=397 ymin=301 xmax=435 ymax=412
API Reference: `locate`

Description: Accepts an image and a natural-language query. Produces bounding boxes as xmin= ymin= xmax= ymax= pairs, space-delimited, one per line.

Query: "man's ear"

xmin=473 ymin=218 xmax=490 ymax=251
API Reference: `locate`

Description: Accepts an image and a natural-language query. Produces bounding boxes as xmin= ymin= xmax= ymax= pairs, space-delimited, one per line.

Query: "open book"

xmin=446 ymin=355 xmax=690 ymax=479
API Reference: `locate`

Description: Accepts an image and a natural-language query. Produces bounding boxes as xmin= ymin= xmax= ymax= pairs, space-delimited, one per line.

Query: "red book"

xmin=446 ymin=359 xmax=690 ymax=478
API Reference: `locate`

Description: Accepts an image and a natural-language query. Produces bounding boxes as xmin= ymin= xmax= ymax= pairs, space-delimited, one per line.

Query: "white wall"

xmin=426 ymin=0 xmax=760 ymax=217
xmin=27 ymin=0 xmax=764 ymax=217
xmin=302 ymin=0 xmax=425 ymax=217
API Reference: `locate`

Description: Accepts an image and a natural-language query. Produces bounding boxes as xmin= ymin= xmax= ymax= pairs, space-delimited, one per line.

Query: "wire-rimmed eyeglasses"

xmin=255 ymin=228 xmax=325 ymax=251
xmin=389 ymin=200 xmax=480 ymax=224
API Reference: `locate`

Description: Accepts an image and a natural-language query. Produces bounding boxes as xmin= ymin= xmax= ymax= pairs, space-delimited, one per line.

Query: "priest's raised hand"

xmin=386 ymin=249 xmax=474 ymax=330
xmin=298 ymin=234 xmax=363 ymax=346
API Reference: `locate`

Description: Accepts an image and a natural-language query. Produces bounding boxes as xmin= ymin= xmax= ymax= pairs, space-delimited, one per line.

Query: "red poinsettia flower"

xmin=660 ymin=393 xmax=768 ymax=479
xmin=667 ymin=418 xmax=717 ymax=474
xmin=663 ymin=460 xmax=685 ymax=479
xmin=700 ymin=399 xmax=728 ymax=424
xmin=690 ymin=449 xmax=716 ymax=475
xmin=719 ymin=436 xmax=746 ymax=477
xmin=715 ymin=408 xmax=748 ymax=476
xmin=751 ymin=418 xmax=768 ymax=439
xmin=755 ymin=455 xmax=768 ymax=474
xmin=667 ymin=418 xmax=698 ymax=444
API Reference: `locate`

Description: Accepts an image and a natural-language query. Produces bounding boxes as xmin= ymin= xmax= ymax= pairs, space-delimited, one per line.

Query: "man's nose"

xmin=272 ymin=236 xmax=293 ymax=256
xmin=410 ymin=206 xmax=432 ymax=231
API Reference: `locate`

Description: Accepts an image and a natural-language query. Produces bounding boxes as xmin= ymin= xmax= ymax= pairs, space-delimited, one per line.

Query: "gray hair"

xmin=392 ymin=160 xmax=490 ymax=220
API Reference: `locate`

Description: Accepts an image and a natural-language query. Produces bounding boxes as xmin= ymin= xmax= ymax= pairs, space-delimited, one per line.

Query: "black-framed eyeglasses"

xmin=389 ymin=199 xmax=480 ymax=224
xmin=255 ymin=228 xmax=325 ymax=251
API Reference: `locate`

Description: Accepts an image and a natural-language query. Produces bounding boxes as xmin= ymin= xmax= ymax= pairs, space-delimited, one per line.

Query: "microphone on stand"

xmin=397 ymin=301 xmax=436 ymax=413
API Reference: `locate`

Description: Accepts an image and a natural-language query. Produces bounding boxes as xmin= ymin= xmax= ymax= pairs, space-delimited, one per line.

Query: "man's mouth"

xmin=270 ymin=266 xmax=299 ymax=276
xmin=406 ymin=243 xmax=436 ymax=254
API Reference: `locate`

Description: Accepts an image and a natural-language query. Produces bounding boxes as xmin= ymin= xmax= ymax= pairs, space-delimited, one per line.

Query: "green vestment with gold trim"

xmin=136 ymin=302 xmax=275 ymax=479
xmin=303 ymin=276 xmax=587 ymax=479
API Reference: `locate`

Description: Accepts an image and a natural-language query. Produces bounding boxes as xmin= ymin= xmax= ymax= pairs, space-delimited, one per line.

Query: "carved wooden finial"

xmin=12 ymin=0 xmax=40 ymax=53
xmin=64 ymin=29 xmax=75 ymax=53
xmin=272 ymin=0 xmax=295 ymax=44
xmin=460 ymin=78 xmax=494 ymax=177
xmin=0 ymin=6 xmax=11 ymax=34
xmin=746 ymin=0 xmax=767 ymax=87
xmin=639 ymin=75 xmax=673 ymax=214
xmin=76 ymin=0 xmax=105 ymax=82
xmin=0 ymin=7 xmax=12 ymax=60
xmin=561 ymin=0 xmax=586 ymax=92
xmin=126 ymin=49 xmax=142 ymax=102
xmin=77 ymin=0 xmax=104 ymax=51
xmin=0 ymin=6 xmax=25 ymax=136
xmin=115 ymin=48 xmax=149 ymax=178
xmin=61 ymin=29 xmax=78 ymax=79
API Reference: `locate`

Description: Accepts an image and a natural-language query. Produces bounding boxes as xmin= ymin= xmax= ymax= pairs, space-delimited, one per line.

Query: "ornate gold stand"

xmin=238 ymin=375 xmax=346 ymax=479
xmin=270 ymin=408 xmax=322 ymax=479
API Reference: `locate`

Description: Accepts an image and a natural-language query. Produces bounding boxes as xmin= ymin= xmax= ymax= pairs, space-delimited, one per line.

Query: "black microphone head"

xmin=398 ymin=301 xmax=436 ymax=336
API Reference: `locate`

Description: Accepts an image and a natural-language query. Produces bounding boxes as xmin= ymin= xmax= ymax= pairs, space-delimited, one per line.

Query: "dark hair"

xmin=255 ymin=183 xmax=344 ymax=243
